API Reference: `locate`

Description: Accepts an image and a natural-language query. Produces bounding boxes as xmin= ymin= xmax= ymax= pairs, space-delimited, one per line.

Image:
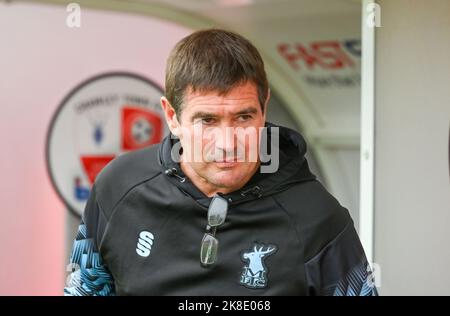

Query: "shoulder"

xmin=94 ymin=144 xmax=162 ymax=219
xmin=273 ymin=180 xmax=352 ymax=261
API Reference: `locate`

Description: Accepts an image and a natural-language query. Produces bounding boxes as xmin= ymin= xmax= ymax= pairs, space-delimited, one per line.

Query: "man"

xmin=64 ymin=29 xmax=377 ymax=296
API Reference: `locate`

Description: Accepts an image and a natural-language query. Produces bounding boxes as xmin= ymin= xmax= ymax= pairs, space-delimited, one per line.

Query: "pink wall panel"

xmin=0 ymin=2 xmax=191 ymax=295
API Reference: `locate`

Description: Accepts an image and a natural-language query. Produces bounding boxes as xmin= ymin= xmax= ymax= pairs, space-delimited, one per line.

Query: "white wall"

xmin=374 ymin=0 xmax=450 ymax=295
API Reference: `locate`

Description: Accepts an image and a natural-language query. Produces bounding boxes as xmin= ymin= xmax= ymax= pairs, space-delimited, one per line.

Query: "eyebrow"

xmin=190 ymin=106 xmax=259 ymax=122
xmin=235 ymin=107 xmax=258 ymax=116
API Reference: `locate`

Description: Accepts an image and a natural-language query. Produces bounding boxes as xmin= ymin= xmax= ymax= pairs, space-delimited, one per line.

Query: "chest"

xmin=100 ymin=194 xmax=308 ymax=295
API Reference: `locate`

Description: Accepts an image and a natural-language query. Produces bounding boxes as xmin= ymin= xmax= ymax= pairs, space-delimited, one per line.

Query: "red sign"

xmin=278 ymin=40 xmax=360 ymax=72
xmin=80 ymin=155 xmax=115 ymax=184
xmin=121 ymin=106 xmax=163 ymax=151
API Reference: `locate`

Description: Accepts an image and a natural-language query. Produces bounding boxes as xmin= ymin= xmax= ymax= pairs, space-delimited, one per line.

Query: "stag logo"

xmin=240 ymin=243 xmax=277 ymax=289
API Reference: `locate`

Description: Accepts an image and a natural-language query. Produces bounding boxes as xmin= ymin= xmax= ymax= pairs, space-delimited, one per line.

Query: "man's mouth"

xmin=213 ymin=158 xmax=240 ymax=168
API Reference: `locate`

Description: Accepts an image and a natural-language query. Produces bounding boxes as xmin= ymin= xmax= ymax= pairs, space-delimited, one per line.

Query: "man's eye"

xmin=238 ymin=115 xmax=252 ymax=122
xmin=201 ymin=118 xmax=215 ymax=124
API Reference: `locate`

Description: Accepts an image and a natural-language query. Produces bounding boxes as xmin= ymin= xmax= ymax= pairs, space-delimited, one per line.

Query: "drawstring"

xmin=241 ymin=185 xmax=262 ymax=198
xmin=164 ymin=168 xmax=186 ymax=183
xmin=165 ymin=167 xmax=262 ymax=199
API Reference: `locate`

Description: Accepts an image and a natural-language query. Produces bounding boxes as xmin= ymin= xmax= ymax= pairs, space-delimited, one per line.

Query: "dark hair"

xmin=165 ymin=28 xmax=269 ymax=116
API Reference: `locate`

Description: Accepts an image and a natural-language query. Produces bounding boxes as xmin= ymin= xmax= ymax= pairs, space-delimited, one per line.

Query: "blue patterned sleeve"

xmin=64 ymin=185 xmax=115 ymax=296
xmin=331 ymin=259 xmax=378 ymax=296
xmin=305 ymin=222 xmax=378 ymax=296
xmin=64 ymin=221 xmax=115 ymax=296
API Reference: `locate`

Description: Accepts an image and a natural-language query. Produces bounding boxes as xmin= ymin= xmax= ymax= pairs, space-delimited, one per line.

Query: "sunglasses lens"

xmin=207 ymin=195 xmax=228 ymax=227
xmin=200 ymin=233 xmax=218 ymax=266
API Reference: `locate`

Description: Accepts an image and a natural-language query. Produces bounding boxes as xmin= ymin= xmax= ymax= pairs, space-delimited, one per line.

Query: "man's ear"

xmin=262 ymin=88 xmax=271 ymax=121
xmin=160 ymin=96 xmax=181 ymax=136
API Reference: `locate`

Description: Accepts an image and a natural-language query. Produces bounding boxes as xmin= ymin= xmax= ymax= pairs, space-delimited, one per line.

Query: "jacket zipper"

xmin=241 ymin=185 xmax=262 ymax=198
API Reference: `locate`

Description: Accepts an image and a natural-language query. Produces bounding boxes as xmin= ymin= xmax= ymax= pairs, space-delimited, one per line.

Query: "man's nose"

xmin=214 ymin=126 xmax=236 ymax=153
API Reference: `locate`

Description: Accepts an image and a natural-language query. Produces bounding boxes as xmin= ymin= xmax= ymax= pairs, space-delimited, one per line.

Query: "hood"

xmin=158 ymin=122 xmax=316 ymax=207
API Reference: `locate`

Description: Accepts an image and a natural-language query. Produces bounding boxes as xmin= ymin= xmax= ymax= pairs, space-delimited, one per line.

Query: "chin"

xmin=209 ymin=170 xmax=246 ymax=188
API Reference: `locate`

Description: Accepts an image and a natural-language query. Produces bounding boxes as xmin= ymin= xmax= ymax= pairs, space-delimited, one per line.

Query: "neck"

xmin=179 ymin=160 xmax=260 ymax=198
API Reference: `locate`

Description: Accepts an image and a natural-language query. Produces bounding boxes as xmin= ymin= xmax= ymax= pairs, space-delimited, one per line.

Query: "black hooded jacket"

xmin=64 ymin=123 xmax=377 ymax=296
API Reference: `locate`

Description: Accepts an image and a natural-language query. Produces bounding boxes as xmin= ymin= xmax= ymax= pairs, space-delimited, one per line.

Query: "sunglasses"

xmin=200 ymin=193 xmax=229 ymax=267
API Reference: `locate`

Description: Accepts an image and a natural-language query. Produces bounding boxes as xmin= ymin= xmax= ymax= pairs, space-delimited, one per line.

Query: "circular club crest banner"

xmin=46 ymin=72 xmax=168 ymax=217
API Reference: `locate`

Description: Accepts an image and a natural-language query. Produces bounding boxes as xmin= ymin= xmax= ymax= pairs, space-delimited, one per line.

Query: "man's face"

xmin=162 ymin=81 xmax=267 ymax=194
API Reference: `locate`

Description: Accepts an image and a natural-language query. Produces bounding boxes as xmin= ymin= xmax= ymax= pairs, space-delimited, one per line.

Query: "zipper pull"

xmin=164 ymin=168 xmax=186 ymax=183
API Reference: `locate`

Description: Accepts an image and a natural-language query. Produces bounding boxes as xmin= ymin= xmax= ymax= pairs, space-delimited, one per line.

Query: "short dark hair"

xmin=165 ymin=28 xmax=269 ymax=116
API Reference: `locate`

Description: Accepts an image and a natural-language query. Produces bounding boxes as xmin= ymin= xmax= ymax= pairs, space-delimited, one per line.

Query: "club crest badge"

xmin=240 ymin=243 xmax=277 ymax=289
